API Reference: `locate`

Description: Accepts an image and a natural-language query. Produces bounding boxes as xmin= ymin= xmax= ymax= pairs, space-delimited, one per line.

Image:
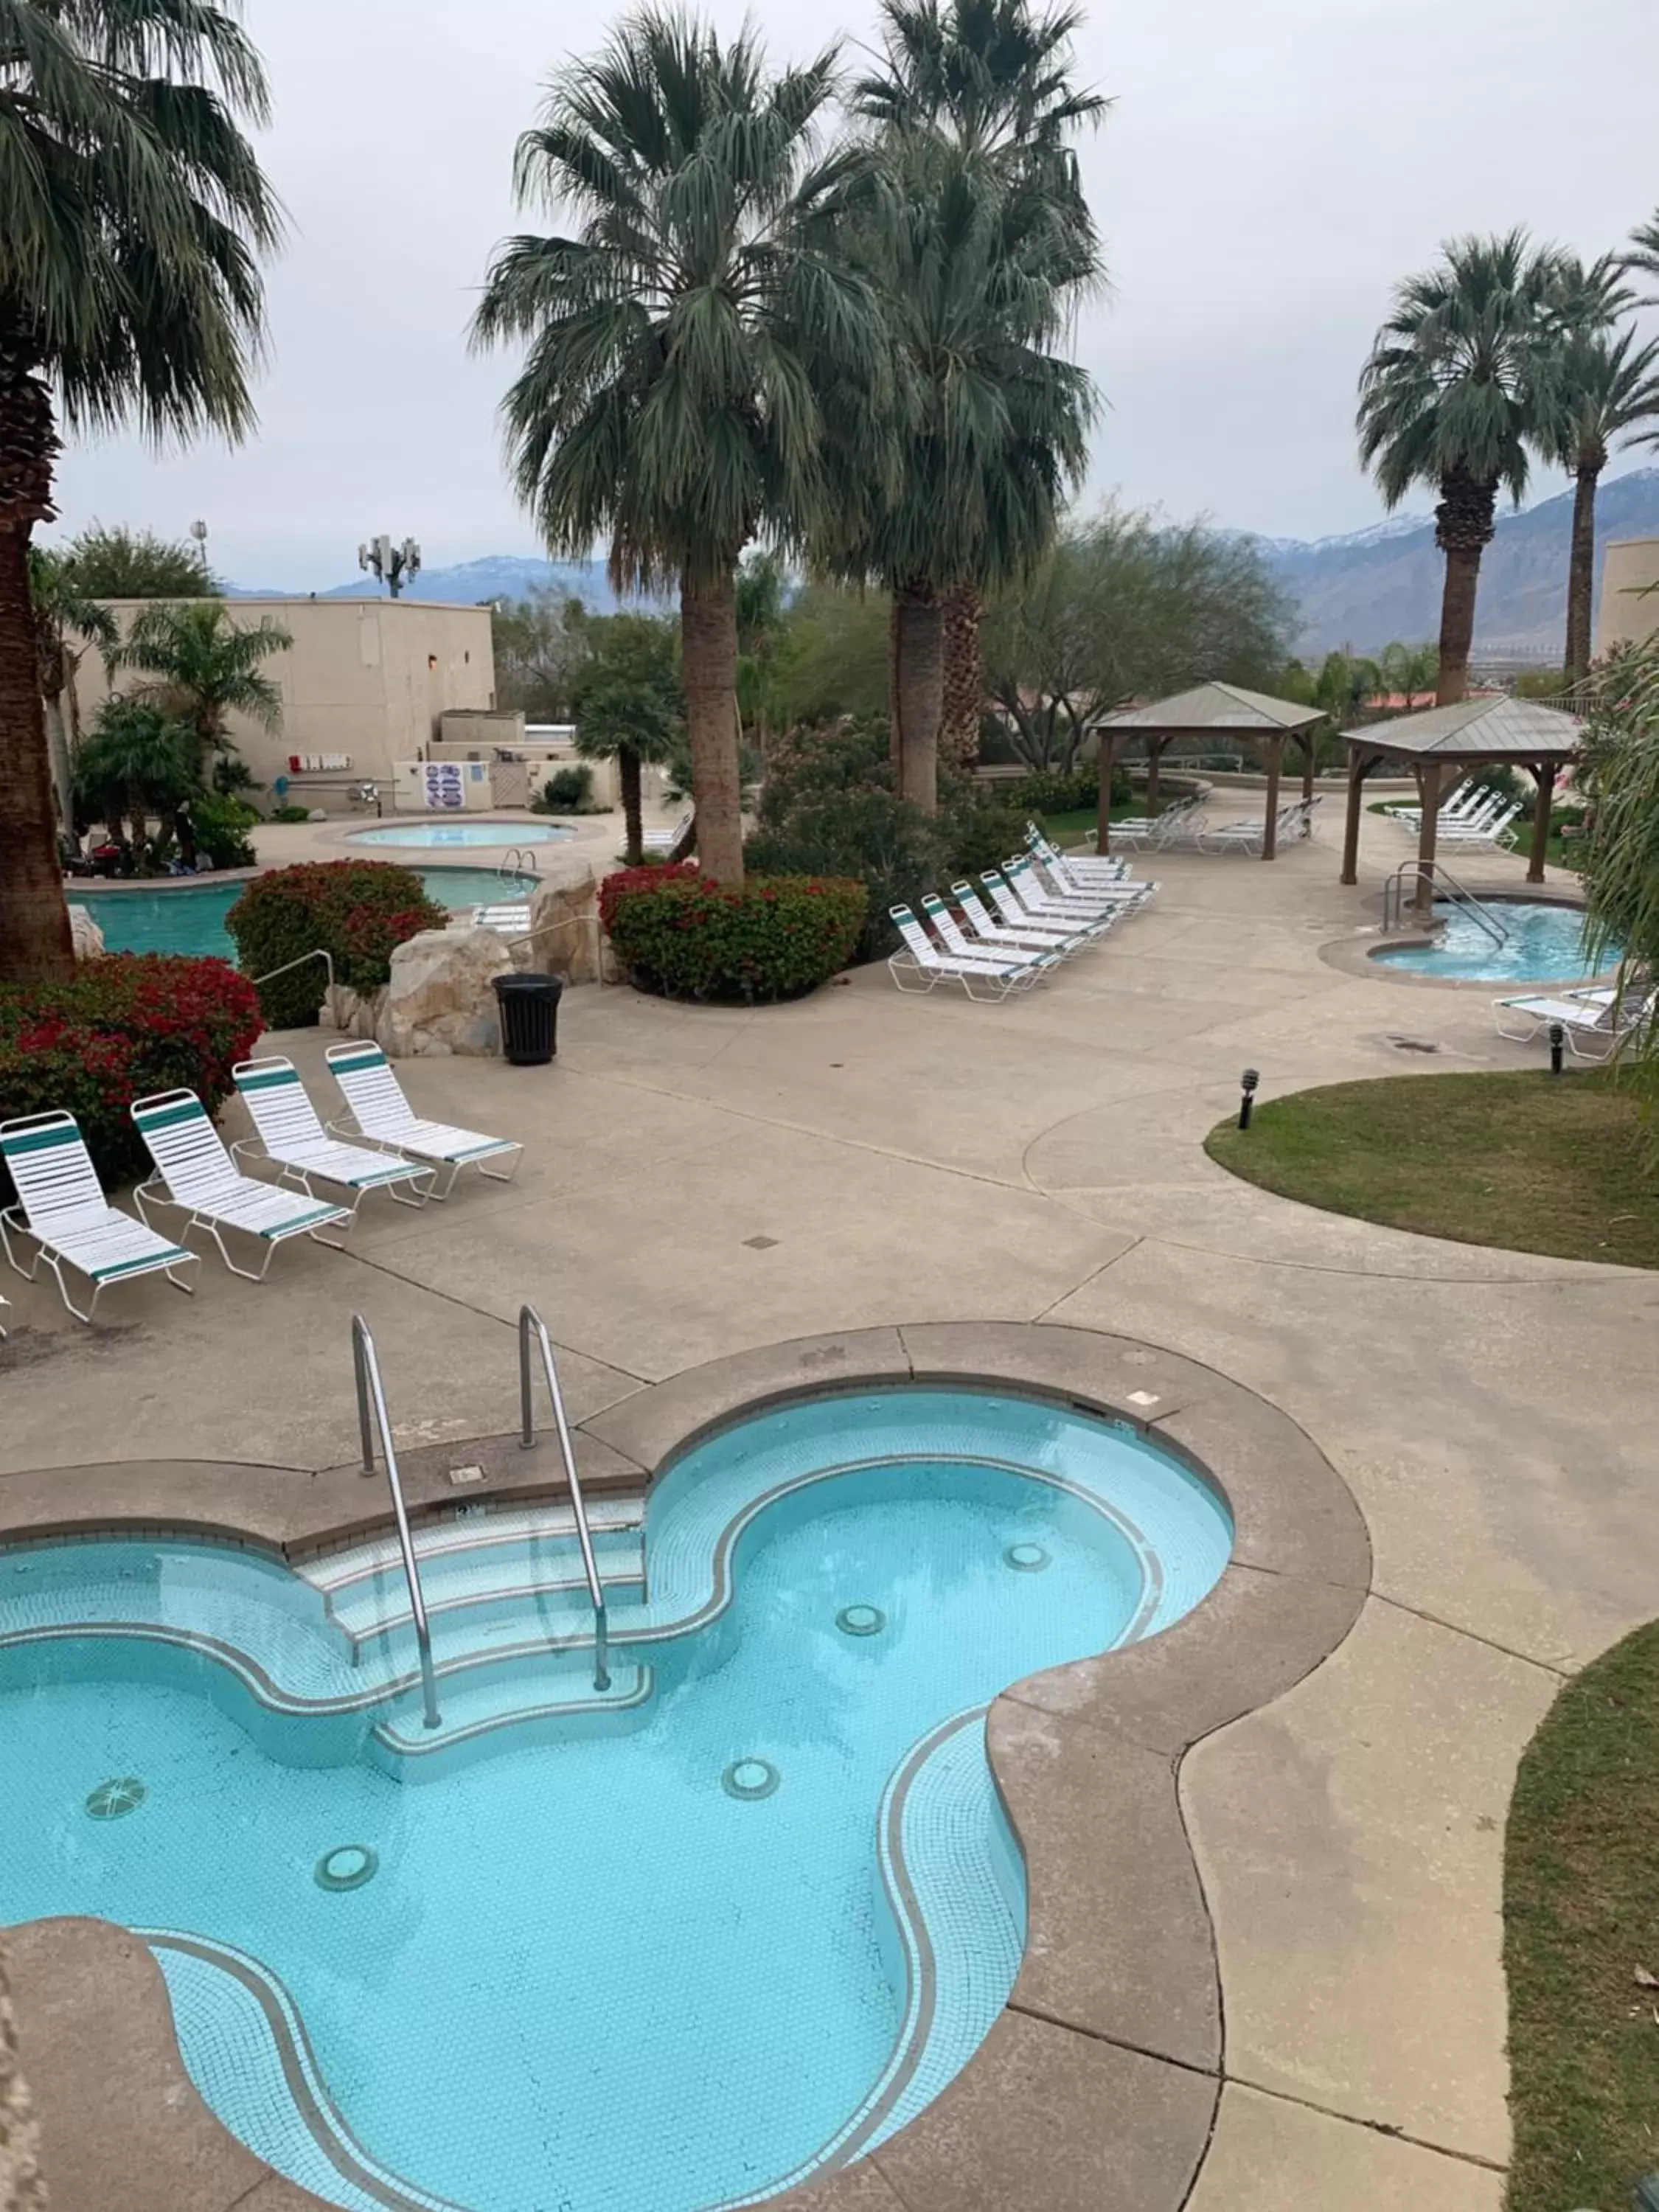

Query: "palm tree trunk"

xmin=1564 ymin=459 xmax=1600 ymax=691
xmin=893 ymin=578 xmax=942 ymax=814
xmin=939 ymin=583 xmax=984 ymax=766
xmin=619 ymin=745 xmax=644 ymax=866
xmin=1433 ymin=469 xmax=1497 ymax=708
xmin=0 ymin=525 xmax=73 ymax=981
xmin=43 ymin=690 xmax=73 ymax=839
xmin=128 ymin=782 xmax=150 ymax=865
xmin=680 ymin=568 xmax=744 ymax=886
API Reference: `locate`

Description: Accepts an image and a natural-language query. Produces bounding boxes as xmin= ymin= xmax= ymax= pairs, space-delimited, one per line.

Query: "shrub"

xmin=190 ymin=790 xmax=258 ymax=869
xmin=226 ymin=861 xmax=448 ymax=1027
xmin=0 ymin=956 xmax=262 ymax=1194
xmin=268 ymin=803 xmax=312 ymax=824
xmin=1000 ymin=764 xmax=1131 ymax=815
xmin=599 ymin=866 xmax=866 ymax=1004
xmin=535 ymin=765 xmax=594 ymax=813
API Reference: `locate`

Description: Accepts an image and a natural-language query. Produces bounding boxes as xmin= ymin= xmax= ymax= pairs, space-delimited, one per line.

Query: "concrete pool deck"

xmin=4 ymin=804 xmax=1652 ymax=2209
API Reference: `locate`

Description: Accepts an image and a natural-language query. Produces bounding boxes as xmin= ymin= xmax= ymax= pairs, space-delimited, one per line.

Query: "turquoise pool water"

xmin=77 ymin=870 xmax=539 ymax=960
xmin=348 ymin=824 xmax=574 ymax=850
xmin=0 ymin=1388 xmax=1230 ymax=2212
xmin=1372 ymin=900 xmax=1615 ymax=983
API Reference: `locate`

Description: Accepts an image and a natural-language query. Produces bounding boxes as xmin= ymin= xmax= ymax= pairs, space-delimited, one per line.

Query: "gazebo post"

xmin=1094 ymin=731 xmax=1120 ymax=858
xmin=1527 ymin=759 xmax=1554 ymax=883
xmin=1262 ymin=733 xmax=1284 ymax=860
xmin=1413 ymin=762 xmax=1443 ymax=914
xmin=1340 ymin=745 xmax=1370 ymax=885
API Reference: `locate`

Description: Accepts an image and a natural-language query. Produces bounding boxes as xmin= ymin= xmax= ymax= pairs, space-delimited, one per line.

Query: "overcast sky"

xmin=45 ymin=0 xmax=1659 ymax=589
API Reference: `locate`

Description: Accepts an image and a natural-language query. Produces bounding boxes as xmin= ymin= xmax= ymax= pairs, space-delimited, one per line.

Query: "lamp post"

xmin=1239 ymin=1068 xmax=1260 ymax=1130
xmin=1548 ymin=1022 xmax=1565 ymax=1077
xmin=358 ymin=535 xmax=422 ymax=599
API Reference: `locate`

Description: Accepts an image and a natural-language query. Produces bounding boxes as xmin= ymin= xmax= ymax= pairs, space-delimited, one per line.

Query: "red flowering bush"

xmin=226 ymin=861 xmax=447 ymax=1026
xmin=599 ymin=866 xmax=867 ymax=1004
xmin=0 ymin=955 xmax=262 ymax=1194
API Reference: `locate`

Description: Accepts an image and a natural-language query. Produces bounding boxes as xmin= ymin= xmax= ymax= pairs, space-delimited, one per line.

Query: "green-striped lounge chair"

xmin=233 ymin=1057 xmax=432 ymax=1214
xmin=131 ymin=1090 xmax=352 ymax=1280
xmin=0 ymin=1111 xmax=198 ymax=1323
xmin=324 ymin=1042 xmax=523 ymax=1200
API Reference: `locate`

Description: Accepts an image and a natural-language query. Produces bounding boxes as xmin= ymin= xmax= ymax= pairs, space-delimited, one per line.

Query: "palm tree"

xmin=0 ymin=0 xmax=279 ymax=981
xmin=1624 ymin=207 xmax=1659 ymax=302
xmin=1357 ymin=232 xmax=1561 ymax=706
xmin=1539 ymin=259 xmax=1659 ymax=691
xmin=111 ymin=600 xmax=291 ymax=771
xmin=853 ymin=0 xmax=1105 ymax=769
xmin=571 ymin=613 xmax=684 ymax=863
xmin=824 ymin=131 xmax=1095 ymax=808
xmin=1378 ymin=639 xmax=1438 ymax=707
xmin=72 ymin=699 xmax=198 ymax=868
xmin=473 ymin=8 xmax=883 ymax=888
xmin=28 ymin=549 xmax=118 ymax=838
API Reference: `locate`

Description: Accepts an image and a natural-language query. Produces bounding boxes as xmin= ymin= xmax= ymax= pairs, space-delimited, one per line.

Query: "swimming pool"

xmin=77 ymin=870 xmax=540 ymax=961
xmin=348 ymin=823 xmax=574 ymax=851
xmin=0 ymin=1387 xmax=1230 ymax=2212
xmin=1372 ymin=900 xmax=1615 ymax=983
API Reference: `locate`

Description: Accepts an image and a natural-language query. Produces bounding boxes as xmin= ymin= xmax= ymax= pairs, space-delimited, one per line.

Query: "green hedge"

xmin=599 ymin=866 xmax=867 ymax=1003
xmin=0 ymin=955 xmax=262 ymax=1194
xmin=226 ymin=861 xmax=448 ymax=1027
xmin=1001 ymin=765 xmax=1132 ymax=814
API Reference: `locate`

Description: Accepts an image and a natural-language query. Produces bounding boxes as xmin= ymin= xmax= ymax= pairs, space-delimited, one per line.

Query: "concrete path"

xmin=7 ymin=807 xmax=1652 ymax=2209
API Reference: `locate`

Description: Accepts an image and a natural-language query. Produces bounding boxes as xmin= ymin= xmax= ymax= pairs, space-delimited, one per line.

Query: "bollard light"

xmin=1239 ymin=1067 xmax=1260 ymax=1130
xmin=1548 ymin=1021 xmax=1565 ymax=1077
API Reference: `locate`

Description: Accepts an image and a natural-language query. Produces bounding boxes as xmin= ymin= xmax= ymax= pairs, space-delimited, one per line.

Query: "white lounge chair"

xmin=1387 ymin=788 xmax=1501 ymax=828
xmin=1023 ymin=823 xmax=1130 ymax=884
xmin=0 ymin=1111 xmax=199 ymax=1324
xmin=641 ymin=807 xmax=692 ymax=857
xmin=1196 ymin=798 xmax=1318 ymax=855
xmin=132 ymin=1090 xmax=353 ymax=1279
xmin=981 ymin=868 xmax=1114 ymax=941
xmin=1004 ymin=854 xmax=1147 ymax=920
xmin=1103 ymin=793 xmax=1206 ymax=850
xmin=950 ymin=882 xmax=1090 ymax=956
xmin=1023 ymin=849 xmax=1156 ymax=911
xmin=1492 ymin=988 xmax=1650 ymax=1062
xmin=325 ymin=1042 xmax=524 ymax=1197
xmin=470 ymin=902 xmax=532 ymax=936
xmin=232 ymin=1057 xmax=433 ymax=1215
xmin=1437 ymin=801 xmax=1520 ymax=848
xmin=886 ymin=905 xmax=1052 ymax=1000
xmin=920 ymin=892 xmax=1074 ymax=970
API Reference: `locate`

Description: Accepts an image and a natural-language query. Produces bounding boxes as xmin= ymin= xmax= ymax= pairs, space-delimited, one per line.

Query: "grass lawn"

xmin=1041 ymin=799 xmax=1172 ymax=844
xmin=1506 ymin=1621 xmax=1659 ymax=2211
xmin=1206 ymin=1069 xmax=1658 ymax=1267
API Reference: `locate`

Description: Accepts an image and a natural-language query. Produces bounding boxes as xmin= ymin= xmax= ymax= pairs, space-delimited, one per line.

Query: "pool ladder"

xmin=1381 ymin=859 xmax=1510 ymax=947
xmin=347 ymin=1307 xmax=613 ymax=1720
xmin=499 ymin=847 xmax=541 ymax=886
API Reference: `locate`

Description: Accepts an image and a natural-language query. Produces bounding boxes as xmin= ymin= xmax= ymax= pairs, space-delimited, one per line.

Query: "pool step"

xmin=298 ymin=1497 xmax=646 ymax=1600
xmin=370 ymin=1649 xmax=653 ymax=1777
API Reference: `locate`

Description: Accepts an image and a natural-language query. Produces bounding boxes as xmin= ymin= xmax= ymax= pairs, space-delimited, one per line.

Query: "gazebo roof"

xmin=1340 ymin=694 xmax=1585 ymax=762
xmin=1091 ymin=681 xmax=1324 ymax=734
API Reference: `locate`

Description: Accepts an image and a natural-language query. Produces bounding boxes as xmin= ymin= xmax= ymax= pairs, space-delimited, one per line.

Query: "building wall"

xmin=1596 ymin=538 xmax=1659 ymax=655
xmin=71 ymin=598 xmax=495 ymax=801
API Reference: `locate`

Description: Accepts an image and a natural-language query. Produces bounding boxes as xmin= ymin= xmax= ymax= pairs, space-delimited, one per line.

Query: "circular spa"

xmin=0 ymin=1387 xmax=1232 ymax=2212
xmin=347 ymin=821 xmax=576 ymax=851
xmin=1370 ymin=899 xmax=1615 ymax=984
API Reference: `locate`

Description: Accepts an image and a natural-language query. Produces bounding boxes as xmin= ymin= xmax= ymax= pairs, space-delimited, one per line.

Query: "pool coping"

xmin=2 ymin=1320 xmax=1369 ymax=2212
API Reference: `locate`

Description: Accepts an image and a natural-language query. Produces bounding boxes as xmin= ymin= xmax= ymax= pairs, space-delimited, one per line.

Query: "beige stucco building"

xmin=1596 ymin=537 xmax=1659 ymax=655
xmin=72 ymin=597 xmax=496 ymax=806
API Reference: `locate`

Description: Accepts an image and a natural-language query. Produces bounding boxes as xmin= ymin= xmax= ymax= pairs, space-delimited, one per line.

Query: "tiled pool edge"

xmin=2 ymin=1321 xmax=1370 ymax=2212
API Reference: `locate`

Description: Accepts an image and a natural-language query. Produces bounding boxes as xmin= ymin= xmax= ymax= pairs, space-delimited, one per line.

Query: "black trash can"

xmin=493 ymin=971 xmax=562 ymax=1065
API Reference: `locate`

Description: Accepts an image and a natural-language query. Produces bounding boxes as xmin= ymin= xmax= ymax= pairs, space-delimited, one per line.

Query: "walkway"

xmin=6 ymin=808 xmax=1652 ymax=2210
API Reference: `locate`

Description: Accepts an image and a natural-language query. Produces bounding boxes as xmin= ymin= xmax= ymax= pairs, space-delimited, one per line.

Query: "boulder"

xmin=518 ymin=860 xmax=603 ymax=984
xmin=379 ymin=926 xmax=513 ymax=1056
xmin=66 ymin=905 xmax=104 ymax=961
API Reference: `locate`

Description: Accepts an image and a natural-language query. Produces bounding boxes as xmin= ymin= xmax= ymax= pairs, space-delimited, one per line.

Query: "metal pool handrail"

xmin=499 ymin=846 xmax=541 ymax=886
xmin=519 ymin=1304 xmax=611 ymax=1693
xmin=1382 ymin=859 xmax=1510 ymax=946
xmin=351 ymin=1315 xmax=441 ymax=1731
xmin=250 ymin=947 xmax=336 ymax=992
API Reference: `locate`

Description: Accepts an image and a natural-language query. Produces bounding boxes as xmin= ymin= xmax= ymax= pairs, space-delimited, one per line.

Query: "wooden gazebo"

xmin=1338 ymin=696 xmax=1586 ymax=911
xmin=1089 ymin=682 xmax=1326 ymax=859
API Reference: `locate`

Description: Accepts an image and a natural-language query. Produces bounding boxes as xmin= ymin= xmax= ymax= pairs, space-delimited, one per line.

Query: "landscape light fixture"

xmin=1548 ymin=1022 xmax=1565 ymax=1076
xmin=1239 ymin=1068 xmax=1260 ymax=1130
xmin=358 ymin=535 xmax=422 ymax=599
